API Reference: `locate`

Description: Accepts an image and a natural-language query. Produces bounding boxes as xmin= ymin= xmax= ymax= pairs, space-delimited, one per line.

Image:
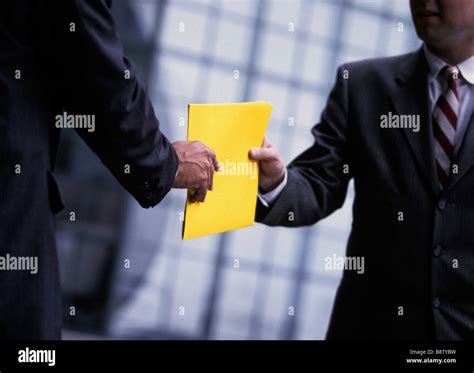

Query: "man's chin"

xmin=416 ymin=29 xmax=447 ymax=49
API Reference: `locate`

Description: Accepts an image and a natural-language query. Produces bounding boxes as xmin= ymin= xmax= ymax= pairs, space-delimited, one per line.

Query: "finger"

xmin=249 ymin=147 xmax=278 ymax=161
xmin=190 ymin=187 xmax=207 ymax=203
xmin=210 ymin=152 xmax=220 ymax=171
xmin=188 ymin=188 xmax=196 ymax=197
xmin=207 ymin=162 xmax=212 ymax=191
xmin=263 ymin=136 xmax=274 ymax=148
xmin=209 ymin=161 xmax=214 ymax=191
xmin=189 ymin=188 xmax=198 ymax=203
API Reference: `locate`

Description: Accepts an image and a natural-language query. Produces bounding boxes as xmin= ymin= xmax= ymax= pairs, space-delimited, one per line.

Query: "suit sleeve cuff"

xmin=257 ymin=169 xmax=288 ymax=208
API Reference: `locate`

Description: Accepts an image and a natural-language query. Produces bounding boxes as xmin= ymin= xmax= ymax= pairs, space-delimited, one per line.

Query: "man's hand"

xmin=249 ymin=137 xmax=286 ymax=193
xmin=172 ymin=141 xmax=220 ymax=203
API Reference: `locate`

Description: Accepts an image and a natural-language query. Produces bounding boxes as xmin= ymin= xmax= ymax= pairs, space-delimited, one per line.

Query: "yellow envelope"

xmin=183 ymin=102 xmax=272 ymax=239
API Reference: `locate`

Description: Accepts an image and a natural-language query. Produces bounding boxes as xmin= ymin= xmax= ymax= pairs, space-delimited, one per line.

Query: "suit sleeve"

xmin=256 ymin=66 xmax=353 ymax=226
xmin=43 ymin=0 xmax=178 ymax=208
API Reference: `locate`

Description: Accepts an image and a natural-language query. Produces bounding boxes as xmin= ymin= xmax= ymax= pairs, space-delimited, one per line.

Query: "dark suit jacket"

xmin=256 ymin=48 xmax=474 ymax=340
xmin=0 ymin=1 xmax=178 ymax=339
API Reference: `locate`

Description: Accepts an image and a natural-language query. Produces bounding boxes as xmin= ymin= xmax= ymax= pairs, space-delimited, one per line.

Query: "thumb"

xmin=249 ymin=147 xmax=276 ymax=161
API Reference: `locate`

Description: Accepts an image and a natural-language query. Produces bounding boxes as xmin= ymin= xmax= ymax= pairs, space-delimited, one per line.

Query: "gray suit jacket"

xmin=256 ymin=48 xmax=474 ymax=340
xmin=0 ymin=0 xmax=177 ymax=339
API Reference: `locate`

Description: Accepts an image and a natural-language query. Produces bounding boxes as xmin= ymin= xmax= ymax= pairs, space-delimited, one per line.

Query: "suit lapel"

xmin=391 ymin=49 xmax=439 ymax=194
xmin=447 ymin=114 xmax=474 ymax=190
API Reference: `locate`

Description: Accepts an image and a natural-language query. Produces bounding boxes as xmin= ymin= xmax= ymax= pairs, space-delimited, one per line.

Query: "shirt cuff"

xmin=257 ymin=169 xmax=288 ymax=208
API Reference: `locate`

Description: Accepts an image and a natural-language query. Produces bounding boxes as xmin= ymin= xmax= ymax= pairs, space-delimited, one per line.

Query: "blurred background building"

xmin=55 ymin=0 xmax=420 ymax=339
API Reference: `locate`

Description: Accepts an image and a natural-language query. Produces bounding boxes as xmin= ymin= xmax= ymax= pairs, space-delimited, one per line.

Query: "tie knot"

xmin=444 ymin=65 xmax=459 ymax=83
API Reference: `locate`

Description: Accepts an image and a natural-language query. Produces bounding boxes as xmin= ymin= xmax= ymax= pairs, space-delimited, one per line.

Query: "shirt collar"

xmin=423 ymin=44 xmax=474 ymax=84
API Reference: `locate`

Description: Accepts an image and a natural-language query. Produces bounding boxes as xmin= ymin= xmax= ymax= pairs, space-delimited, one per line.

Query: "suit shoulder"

xmin=338 ymin=51 xmax=420 ymax=79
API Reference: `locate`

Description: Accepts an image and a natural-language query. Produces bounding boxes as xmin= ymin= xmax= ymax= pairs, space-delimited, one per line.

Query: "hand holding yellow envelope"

xmin=183 ymin=102 xmax=272 ymax=239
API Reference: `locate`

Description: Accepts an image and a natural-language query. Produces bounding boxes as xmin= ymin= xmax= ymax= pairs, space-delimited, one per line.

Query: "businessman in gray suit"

xmin=250 ymin=0 xmax=474 ymax=340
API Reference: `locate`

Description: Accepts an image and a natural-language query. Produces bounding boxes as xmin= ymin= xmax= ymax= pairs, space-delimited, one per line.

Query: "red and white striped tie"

xmin=433 ymin=66 xmax=459 ymax=188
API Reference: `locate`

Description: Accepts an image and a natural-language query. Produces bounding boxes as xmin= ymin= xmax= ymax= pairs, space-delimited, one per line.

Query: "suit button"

xmin=433 ymin=245 xmax=442 ymax=257
xmin=437 ymin=199 xmax=447 ymax=210
xmin=433 ymin=298 xmax=441 ymax=309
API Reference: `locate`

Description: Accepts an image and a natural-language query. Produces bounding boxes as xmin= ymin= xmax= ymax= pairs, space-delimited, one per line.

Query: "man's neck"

xmin=426 ymin=39 xmax=474 ymax=65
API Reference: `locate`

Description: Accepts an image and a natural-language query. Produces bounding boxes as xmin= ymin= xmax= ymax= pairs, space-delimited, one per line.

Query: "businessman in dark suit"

xmin=0 ymin=0 xmax=218 ymax=339
xmin=250 ymin=0 xmax=474 ymax=340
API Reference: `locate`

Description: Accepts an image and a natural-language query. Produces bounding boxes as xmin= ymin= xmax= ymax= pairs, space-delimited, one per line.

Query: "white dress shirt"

xmin=424 ymin=44 xmax=474 ymax=154
xmin=259 ymin=45 xmax=474 ymax=206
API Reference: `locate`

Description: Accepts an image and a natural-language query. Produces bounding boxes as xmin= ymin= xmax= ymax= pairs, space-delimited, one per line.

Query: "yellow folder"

xmin=182 ymin=102 xmax=272 ymax=240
